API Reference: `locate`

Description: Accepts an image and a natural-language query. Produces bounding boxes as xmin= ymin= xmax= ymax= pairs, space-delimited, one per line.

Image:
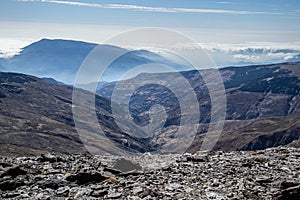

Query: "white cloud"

xmin=18 ymin=0 xmax=104 ymax=8
xmin=192 ymin=42 xmax=300 ymax=65
xmin=233 ymin=54 xmax=260 ymax=61
xmin=107 ymin=41 xmax=300 ymax=65
xmin=217 ymin=2 xmax=232 ymax=4
xmin=17 ymin=0 xmax=280 ymax=15
xmin=197 ymin=42 xmax=300 ymax=52
xmin=0 ymin=37 xmax=299 ymax=66
xmin=0 ymin=38 xmax=34 ymax=58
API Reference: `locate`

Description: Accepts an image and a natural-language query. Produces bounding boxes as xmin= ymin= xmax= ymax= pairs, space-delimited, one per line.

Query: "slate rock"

xmin=66 ymin=171 xmax=108 ymax=185
xmin=113 ymin=158 xmax=142 ymax=173
xmin=0 ymin=179 xmax=25 ymax=191
xmin=276 ymin=184 xmax=300 ymax=200
xmin=0 ymin=165 xmax=27 ymax=178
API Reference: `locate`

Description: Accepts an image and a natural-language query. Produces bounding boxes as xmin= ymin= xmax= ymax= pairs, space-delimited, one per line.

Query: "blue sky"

xmin=1 ymin=0 xmax=300 ymax=65
xmin=1 ymin=0 xmax=300 ymax=30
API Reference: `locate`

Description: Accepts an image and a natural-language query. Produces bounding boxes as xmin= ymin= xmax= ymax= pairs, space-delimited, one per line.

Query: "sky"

xmin=1 ymin=0 xmax=300 ymax=65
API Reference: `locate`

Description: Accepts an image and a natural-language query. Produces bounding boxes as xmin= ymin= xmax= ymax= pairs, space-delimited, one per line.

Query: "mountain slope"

xmin=1 ymin=62 xmax=300 ymax=156
xmin=0 ymin=39 xmax=96 ymax=84
xmin=0 ymin=72 xmax=152 ymax=156
xmin=98 ymin=62 xmax=300 ymax=123
xmin=96 ymin=62 xmax=300 ymax=151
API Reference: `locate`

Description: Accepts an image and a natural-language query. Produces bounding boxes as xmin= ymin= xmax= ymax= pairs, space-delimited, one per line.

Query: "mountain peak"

xmin=23 ymin=38 xmax=97 ymax=50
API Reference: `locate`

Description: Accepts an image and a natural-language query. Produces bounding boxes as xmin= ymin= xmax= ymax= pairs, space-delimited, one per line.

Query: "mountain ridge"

xmin=0 ymin=71 xmax=154 ymax=156
xmin=1 ymin=61 xmax=300 ymax=156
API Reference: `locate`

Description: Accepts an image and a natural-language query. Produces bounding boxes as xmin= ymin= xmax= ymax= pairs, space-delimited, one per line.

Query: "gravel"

xmin=0 ymin=146 xmax=299 ymax=199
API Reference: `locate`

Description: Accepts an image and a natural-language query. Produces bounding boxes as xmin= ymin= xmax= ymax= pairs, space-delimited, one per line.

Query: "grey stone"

xmin=107 ymin=192 xmax=122 ymax=199
xmin=66 ymin=171 xmax=108 ymax=185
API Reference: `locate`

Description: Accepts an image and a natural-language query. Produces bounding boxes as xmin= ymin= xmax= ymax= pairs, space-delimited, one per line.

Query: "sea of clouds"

xmin=0 ymin=39 xmax=299 ymax=67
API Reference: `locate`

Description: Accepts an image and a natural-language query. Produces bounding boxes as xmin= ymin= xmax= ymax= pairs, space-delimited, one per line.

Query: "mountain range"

xmin=0 ymin=72 xmax=157 ymax=156
xmin=0 ymin=61 xmax=299 ymax=156
xmin=0 ymin=38 xmax=299 ymax=156
xmin=97 ymin=61 xmax=300 ymax=152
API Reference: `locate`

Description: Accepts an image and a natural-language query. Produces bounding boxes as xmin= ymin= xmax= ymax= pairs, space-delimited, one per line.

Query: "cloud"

xmin=217 ymin=2 xmax=232 ymax=4
xmin=1 ymin=37 xmax=299 ymax=67
xmin=0 ymin=38 xmax=34 ymax=58
xmin=18 ymin=0 xmax=104 ymax=8
xmin=117 ymin=41 xmax=300 ymax=66
xmin=192 ymin=42 xmax=300 ymax=65
xmin=17 ymin=0 xmax=280 ymax=15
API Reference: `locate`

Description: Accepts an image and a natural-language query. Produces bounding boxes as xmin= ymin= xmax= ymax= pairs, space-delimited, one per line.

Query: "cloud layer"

xmin=1 ymin=38 xmax=299 ymax=67
xmin=0 ymin=38 xmax=34 ymax=58
xmin=198 ymin=42 xmax=300 ymax=66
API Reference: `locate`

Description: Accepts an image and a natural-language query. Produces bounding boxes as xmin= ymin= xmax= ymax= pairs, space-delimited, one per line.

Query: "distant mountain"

xmin=0 ymin=39 xmax=96 ymax=84
xmin=0 ymin=39 xmax=188 ymax=84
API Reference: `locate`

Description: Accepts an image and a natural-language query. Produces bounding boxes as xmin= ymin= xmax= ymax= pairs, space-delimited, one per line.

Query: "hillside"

xmin=97 ymin=62 xmax=300 ymax=152
xmin=0 ymin=72 xmax=152 ymax=156
xmin=0 ymin=62 xmax=300 ymax=156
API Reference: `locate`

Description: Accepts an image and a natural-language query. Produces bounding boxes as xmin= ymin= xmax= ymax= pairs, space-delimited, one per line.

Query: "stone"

xmin=276 ymin=184 xmax=300 ymax=200
xmin=73 ymin=188 xmax=92 ymax=198
xmin=0 ymin=146 xmax=299 ymax=199
xmin=120 ymin=170 xmax=143 ymax=177
xmin=38 ymin=153 xmax=64 ymax=163
xmin=132 ymin=186 xmax=143 ymax=194
xmin=113 ymin=158 xmax=142 ymax=173
xmin=3 ymin=192 xmax=20 ymax=198
xmin=103 ymin=167 xmax=122 ymax=175
xmin=66 ymin=171 xmax=108 ymax=185
xmin=36 ymin=179 xmax=66 ymax=189
xmin=0 ymin=179 xmax=25 ymax=191
xmin=36 ymin=192 xmax=51 ymax=200
xmin=91 ymin=189 xmax=108 ymax=197
xmin=255 ymin=175 xmax=272 ymax=184
xmin=107 ymin=192 xmax=122 ymax=199
xmin=186 ymin=155 xmax=208 ymax=162
xmin=56 ymin=186 xmax=70 ymax=197
xmin=0 ymin=165 xmax=27 ymax=178
xmin=280 ymin=181 xmax=299 ymax=189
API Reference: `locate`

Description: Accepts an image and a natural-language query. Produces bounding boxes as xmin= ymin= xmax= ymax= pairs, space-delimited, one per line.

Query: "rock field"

xmin=0 ymin=146 xmax=299 ymax=199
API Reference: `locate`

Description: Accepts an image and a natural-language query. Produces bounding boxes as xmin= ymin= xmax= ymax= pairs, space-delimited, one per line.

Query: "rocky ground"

xmin=0 ymin=146 xmax=299 ymax=199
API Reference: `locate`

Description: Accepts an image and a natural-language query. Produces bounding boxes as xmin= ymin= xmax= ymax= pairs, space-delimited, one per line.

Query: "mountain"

xmin=0 ymin=72 xmax=153 ymax=156
xmin=98 ymin=62 xmax=300 ymax=122
xmin=96 ymin=62 xmax=300 ymax=151
xmin=0 ymin=62 xmax=300 ymax=156
xmin=0 ymin=39 xmax=189 ymax=84
xmin=0 ymin=39 xmax=96 ymax=84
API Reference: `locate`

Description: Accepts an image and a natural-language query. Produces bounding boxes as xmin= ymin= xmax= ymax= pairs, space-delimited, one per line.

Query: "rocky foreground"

xmin=0 ymin=147 xmax=299 ymax=200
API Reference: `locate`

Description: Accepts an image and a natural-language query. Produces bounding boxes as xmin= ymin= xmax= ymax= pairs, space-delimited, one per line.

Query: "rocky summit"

xmin=0 ymin=146 xmax=299 ymax=199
